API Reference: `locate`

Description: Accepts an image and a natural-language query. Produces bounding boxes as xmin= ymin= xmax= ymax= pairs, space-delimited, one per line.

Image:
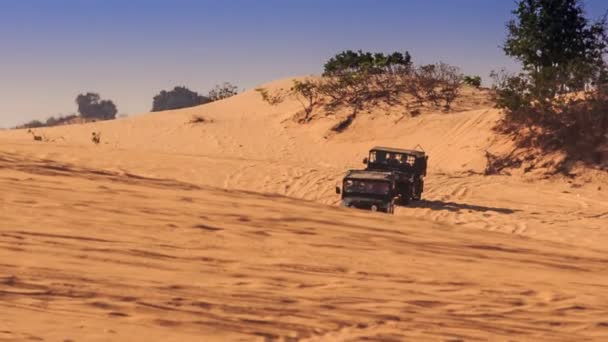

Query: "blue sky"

xmin=1 ymin=0 xmax=606 ymax=127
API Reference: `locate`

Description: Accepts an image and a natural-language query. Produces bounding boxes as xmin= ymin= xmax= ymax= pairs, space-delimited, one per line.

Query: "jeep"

xmin=363 ymin=146 xmax=428 ymax=204
xmin=335 ymin=170 xmax=397 ymax=214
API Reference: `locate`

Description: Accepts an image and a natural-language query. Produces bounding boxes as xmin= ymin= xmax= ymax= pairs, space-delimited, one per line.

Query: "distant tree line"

xmin=16 ymin=82 xmax=240 ymax=129
xmin=16 ymin=92 xmax=118 ymax=129
xmin=16 ymin=114 xmax=80 ymax=129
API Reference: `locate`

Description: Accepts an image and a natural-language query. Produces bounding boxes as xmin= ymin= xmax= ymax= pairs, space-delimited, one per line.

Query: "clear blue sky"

xmin=1 ymin=0 xmax=606 ymax=128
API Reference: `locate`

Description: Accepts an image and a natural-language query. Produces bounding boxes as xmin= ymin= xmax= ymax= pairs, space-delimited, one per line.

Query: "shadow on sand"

xmin=407 ymin=199 xmax=519 ymax=214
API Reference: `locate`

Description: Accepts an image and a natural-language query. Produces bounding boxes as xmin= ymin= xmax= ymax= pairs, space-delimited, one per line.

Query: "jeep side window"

xmin=344 ymin=180 xmax=354 ymax=192
xmin=375 ymin=152 xmax=387 ymax=163
xmin=405 ymin=155 xmax=416 ymax=166
xmin=344 ymin=180 xmax=364 ymax=193
xmin=387 ymin=153 xmax=402 ymax=165
xmin=369 ymin=151 xmax=377 ymax=163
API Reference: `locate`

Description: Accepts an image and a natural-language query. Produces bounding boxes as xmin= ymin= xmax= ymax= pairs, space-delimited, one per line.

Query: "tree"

xmin=151 ymin=86 xmax=210 ymax=112
xmin=291 ymin=79 xmax=322 ymax=122
xmin=323 ymin=50 xmax=412 ymax=76
xmin=320 ymin=50 xmax=413 ymax=110
xmin=405 ymin=63 xmax=463 ymax=109
xmin=208 ymin=82 xmax=238 ymax=101
xmin=492 ymin=0 xmax=608 ymax=168
xmin=98 ymin=100 xmax=117 ymax=119
xmin=76 ymin=93 xmax=118 ymax=120
xmin=435 ymin=63 xmax=464 ymax=109
xmin=504 ymin=0 xmax=608 ymax=94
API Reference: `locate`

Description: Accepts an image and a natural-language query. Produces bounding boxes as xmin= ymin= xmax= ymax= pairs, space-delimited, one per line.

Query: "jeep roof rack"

xmin=344 ymin=170 xmax=394 ymax=181
xmin=370 ymin=146 xmax=426 ymax=157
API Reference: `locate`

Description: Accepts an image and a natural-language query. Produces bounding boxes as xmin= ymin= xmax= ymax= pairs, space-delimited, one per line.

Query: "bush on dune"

xmin=255 ymin=87 xmax=287 ymax=105
xmin=208 ymin=82 xmax=239 ymax=101
xmin=321 ymin=50 xmax=413 ymax=109
xmin=320 ymin=51 xmax=463 ymax=114
xmin=152 ymin=86 xmax=210 ymax=112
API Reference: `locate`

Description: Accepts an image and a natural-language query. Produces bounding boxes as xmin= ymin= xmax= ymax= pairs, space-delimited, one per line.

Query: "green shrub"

xmin=208 ymin=82 xmax=238 ymax=101
xmin=463 ymin=75 xmax=482 ymax=87
xmin=255 ymin=87 xmax=286 ymax=105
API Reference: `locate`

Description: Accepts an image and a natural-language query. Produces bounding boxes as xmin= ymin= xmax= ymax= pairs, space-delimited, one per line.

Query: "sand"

xmin=1 ymin=77 xmax=608 ymax=341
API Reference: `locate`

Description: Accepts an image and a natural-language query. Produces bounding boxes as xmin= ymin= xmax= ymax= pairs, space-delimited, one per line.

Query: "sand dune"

xmin=1 ymin=77 xmax=608 ymax=340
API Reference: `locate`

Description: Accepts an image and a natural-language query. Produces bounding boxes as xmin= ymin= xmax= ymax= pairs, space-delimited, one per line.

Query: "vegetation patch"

xmin=258 ymin=50 xmax=466 ymax=133
xmin=188 ymin=115 xmax=208 ymax=124
xmin=489 ymin=0 xmax=608 ymax=173
xmin=256 ymin=87 xmax=287 ymax=105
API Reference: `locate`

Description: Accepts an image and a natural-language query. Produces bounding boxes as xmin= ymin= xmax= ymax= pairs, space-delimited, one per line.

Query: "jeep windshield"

xmin=343 ymin=179 xmax=390 ymax=195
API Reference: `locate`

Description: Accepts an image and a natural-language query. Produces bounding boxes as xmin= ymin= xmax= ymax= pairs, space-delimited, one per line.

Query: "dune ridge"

xmin=1 ymin=77 xmax=608 ymax=341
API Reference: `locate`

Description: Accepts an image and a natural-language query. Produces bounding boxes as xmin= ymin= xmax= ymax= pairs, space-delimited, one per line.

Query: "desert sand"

xmin=1 ymin=77 xmax=608 ymax=341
